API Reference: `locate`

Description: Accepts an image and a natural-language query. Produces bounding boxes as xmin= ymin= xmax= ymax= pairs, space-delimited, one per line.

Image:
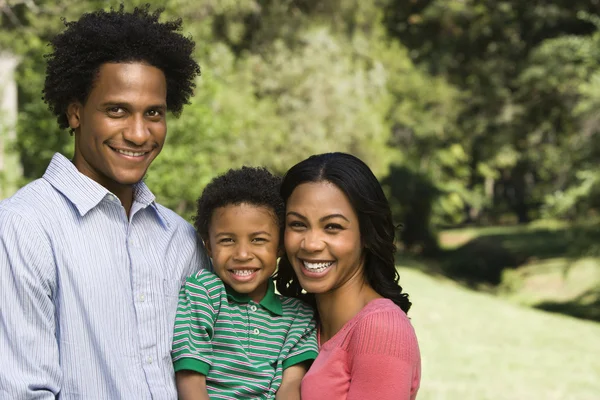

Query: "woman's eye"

xmin=252 ymin=237 xmax=268 ymax=243
xmin=219 ymin=238 xmax=233 ymax=244
xmin=325 ymin=223 xmax=343 ymax=231
xmin=288 ymin=221 xmax=305 ymax=229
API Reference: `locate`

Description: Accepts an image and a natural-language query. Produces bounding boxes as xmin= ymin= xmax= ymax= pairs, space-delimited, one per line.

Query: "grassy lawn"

xmin=398 ymin=265 xmax=600 ymax=400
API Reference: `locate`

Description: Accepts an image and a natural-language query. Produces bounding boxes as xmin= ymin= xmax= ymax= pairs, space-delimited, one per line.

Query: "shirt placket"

xmin=128 ymin=209 xmax=164 ymax=398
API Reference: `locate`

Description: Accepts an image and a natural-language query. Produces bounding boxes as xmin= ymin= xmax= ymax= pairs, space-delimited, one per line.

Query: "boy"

xmin=0 ymin=5 xmax=208 ymax=399
xmin=172 ymin=167 xmax=318 ymax=399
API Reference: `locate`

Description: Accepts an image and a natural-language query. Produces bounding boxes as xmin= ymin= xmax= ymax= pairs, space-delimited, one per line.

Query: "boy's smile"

xmin=206 ymin=203 xmax=280 ymax=303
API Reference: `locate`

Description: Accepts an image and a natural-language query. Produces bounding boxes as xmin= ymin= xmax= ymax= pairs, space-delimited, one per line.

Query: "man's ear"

xmin=66 ymin=102 xmax=82 ymax=130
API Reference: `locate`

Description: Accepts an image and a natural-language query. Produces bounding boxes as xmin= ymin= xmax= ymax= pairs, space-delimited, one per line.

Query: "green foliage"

xmin=6 ymin=0 xmax=600 ymax=243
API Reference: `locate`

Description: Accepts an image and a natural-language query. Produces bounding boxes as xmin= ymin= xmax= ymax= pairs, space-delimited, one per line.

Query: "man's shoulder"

xmin=0 ymin=178 xmax=57 ymax=217
xmin=153 ymin=202 xmax=195 ymax=231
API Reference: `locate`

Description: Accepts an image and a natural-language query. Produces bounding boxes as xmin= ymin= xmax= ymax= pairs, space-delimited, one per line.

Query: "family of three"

xmin=0 ymin=5 xmax=420 ymax=400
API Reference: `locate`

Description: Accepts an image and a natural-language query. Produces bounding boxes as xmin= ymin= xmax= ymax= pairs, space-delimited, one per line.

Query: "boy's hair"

xmin=194 ymin=167 xmax=284 ymax=242
xmin=43 ymin=4 xmax=200 ymax=130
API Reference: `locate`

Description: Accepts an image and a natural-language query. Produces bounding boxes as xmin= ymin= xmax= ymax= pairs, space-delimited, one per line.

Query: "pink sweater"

xmin=301 ymin=298 xmax=421 ymax=400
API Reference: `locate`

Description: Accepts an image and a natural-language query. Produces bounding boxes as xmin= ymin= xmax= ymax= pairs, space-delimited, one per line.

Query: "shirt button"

xmin=253 ymin=328 xmax=260 ymax=335
xmin=250 ymin=305 xmax=257 ymax=312
xmin=139 ymin=294 xmax=146 ymax=302
xmin=146 ymin=356 xmax=153 ymax=364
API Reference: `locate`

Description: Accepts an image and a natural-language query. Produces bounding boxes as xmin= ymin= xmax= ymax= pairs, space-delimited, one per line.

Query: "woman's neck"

xmin=316 ymin=272 xmax=381 ymax=344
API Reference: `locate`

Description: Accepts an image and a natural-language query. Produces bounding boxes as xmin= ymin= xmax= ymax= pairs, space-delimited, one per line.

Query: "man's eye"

xmin=147 ymin=110 xmax=163 ymax=118
xmin=107 ymin=107 xmax=125 ymax=115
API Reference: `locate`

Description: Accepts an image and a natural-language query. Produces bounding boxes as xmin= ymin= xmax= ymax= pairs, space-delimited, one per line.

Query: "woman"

xmin=276 ymin=152 xmax=421 ymax=400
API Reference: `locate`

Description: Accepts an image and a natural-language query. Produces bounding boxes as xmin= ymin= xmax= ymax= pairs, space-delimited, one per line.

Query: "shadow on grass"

xmin=437 ymin=237 xmax=523 ymax=286
xmin=437 ymin=225 xmax=600 ymax=285
xmin=533 ymin=288 xmax=600 ymax=322
xmin=427 ymin=224 xmax=600 ymax=321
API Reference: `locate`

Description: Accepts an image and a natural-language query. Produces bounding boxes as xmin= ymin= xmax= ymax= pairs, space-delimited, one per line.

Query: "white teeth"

xmin=302 ymin=261 xmax=333 ymax=272
xmin=231 ymin=269 xmax=255 ymax=276
xmin=115 ymin=149 xmax=146 ymax=157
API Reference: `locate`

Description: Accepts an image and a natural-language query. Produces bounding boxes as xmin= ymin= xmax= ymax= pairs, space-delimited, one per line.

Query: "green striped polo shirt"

xmin=172 ymin=269 xmax=318 ymax=399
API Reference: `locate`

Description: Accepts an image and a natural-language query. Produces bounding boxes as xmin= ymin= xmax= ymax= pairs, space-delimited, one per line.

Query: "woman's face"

xmin=284 ymin=181 xmax=365 ymax=295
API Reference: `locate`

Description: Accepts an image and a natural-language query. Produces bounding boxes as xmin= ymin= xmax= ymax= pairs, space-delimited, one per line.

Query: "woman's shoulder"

xmin=345 ymin=298 xmax=419 ymax=356
xmin=354 ymin=298 xmax=411 ymax=326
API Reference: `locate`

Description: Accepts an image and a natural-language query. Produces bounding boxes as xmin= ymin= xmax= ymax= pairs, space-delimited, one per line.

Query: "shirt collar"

xmin=43 ymin=153 xmax=167 ymax=225
xmin=225 ymin=279 xmax=283 ymax=316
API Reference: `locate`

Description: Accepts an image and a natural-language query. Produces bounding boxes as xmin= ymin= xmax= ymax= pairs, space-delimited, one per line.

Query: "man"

xmin=0 ymin=5 xmax=208 ymax=399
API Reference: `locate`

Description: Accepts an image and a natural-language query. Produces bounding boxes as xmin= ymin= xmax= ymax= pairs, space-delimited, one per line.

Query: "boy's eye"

xmin=252 ymin=237 xmax=268 ymax=243
xmin=218 ymin=238 xmax=234 ymax=244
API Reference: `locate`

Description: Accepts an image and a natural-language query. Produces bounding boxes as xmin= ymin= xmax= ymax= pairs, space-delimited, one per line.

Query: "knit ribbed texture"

xmin=301 ymin=298 xmax=421 ymax=400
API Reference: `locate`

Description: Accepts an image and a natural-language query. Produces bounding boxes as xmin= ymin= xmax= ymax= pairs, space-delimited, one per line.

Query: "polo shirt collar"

xmin=43 ymin=153 xmax=167 ymax=225
xmin=225 ymin=279 xmax=283 ymax=316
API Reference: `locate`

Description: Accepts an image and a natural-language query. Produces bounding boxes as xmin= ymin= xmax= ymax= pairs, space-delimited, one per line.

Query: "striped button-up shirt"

xmin=0 ymin=153 xmax=209 ymax=399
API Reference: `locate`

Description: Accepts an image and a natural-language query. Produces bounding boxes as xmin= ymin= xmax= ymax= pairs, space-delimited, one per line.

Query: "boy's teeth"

xmin=232 ymin=269 xmax=255 ymax=276
xmin=302 ymin=261 xmax=333 ymax=272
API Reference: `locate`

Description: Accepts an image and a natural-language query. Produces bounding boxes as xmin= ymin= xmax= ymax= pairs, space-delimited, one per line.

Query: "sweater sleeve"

xmin=346 ymin=310 xmax=421 ymax=400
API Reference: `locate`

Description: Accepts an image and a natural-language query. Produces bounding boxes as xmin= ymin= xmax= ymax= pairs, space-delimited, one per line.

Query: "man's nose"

xmin=122 ymin=115 xmax=150 ymax=145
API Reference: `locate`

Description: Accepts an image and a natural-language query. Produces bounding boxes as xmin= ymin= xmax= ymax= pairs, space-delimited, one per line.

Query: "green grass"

xmin=398 ymin=265 xmax=600 ymax=400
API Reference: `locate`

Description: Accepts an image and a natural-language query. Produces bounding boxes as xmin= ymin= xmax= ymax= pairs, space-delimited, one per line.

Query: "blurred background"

xmin=1 ymin=0 xmax=599 ymax=398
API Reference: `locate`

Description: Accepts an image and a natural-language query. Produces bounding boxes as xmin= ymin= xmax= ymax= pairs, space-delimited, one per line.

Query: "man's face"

xmin=67 ymin=62 xmax=167 ymax=193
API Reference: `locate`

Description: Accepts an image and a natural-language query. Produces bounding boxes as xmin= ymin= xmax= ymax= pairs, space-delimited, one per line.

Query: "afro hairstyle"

xmin=43 ymin=3 xmax=200 ymax=130
xmin=194 ymin=166 xmax=285 ymax=242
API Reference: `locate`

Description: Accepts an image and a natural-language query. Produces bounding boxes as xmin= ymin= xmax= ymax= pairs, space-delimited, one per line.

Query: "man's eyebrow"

xmin=99 ymin=101 xmax=167 ymax=109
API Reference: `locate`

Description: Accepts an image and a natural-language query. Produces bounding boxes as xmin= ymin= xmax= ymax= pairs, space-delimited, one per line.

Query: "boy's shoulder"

xmin=278 ymin=295 xmax=315 ymax=318
xmin=188 ymin=268 xmax=221 ymax=285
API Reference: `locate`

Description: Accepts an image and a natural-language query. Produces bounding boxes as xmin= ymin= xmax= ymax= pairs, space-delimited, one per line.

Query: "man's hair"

xmin=194 ymin=167 xmax=285 ymax=242
xmin=43 ymin=4 xmax=200 ymax=130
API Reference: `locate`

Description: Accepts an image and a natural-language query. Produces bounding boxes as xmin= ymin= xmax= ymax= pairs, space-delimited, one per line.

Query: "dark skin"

xmin=66 ymin=62 xmax=167 ymax=216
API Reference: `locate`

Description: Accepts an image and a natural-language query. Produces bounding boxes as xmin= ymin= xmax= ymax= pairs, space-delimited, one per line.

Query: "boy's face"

xmin=206 ymin=203 xmax=280 ymax=303
xmin=67 ymin=62 xmax=167 ymax=194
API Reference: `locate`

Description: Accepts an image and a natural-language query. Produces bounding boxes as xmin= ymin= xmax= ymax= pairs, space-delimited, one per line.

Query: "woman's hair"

xmin=43 ymin=4 xmax=201 ymax=130
xmin=275 ymin=152 xmax=412 ymax=313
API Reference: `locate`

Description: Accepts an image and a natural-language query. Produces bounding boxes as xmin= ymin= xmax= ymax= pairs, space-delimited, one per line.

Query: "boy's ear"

xmin=66 ymin=102 xmax=82 ymax=130
xmin=203 ymin=238 xmax=212 ymax=257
